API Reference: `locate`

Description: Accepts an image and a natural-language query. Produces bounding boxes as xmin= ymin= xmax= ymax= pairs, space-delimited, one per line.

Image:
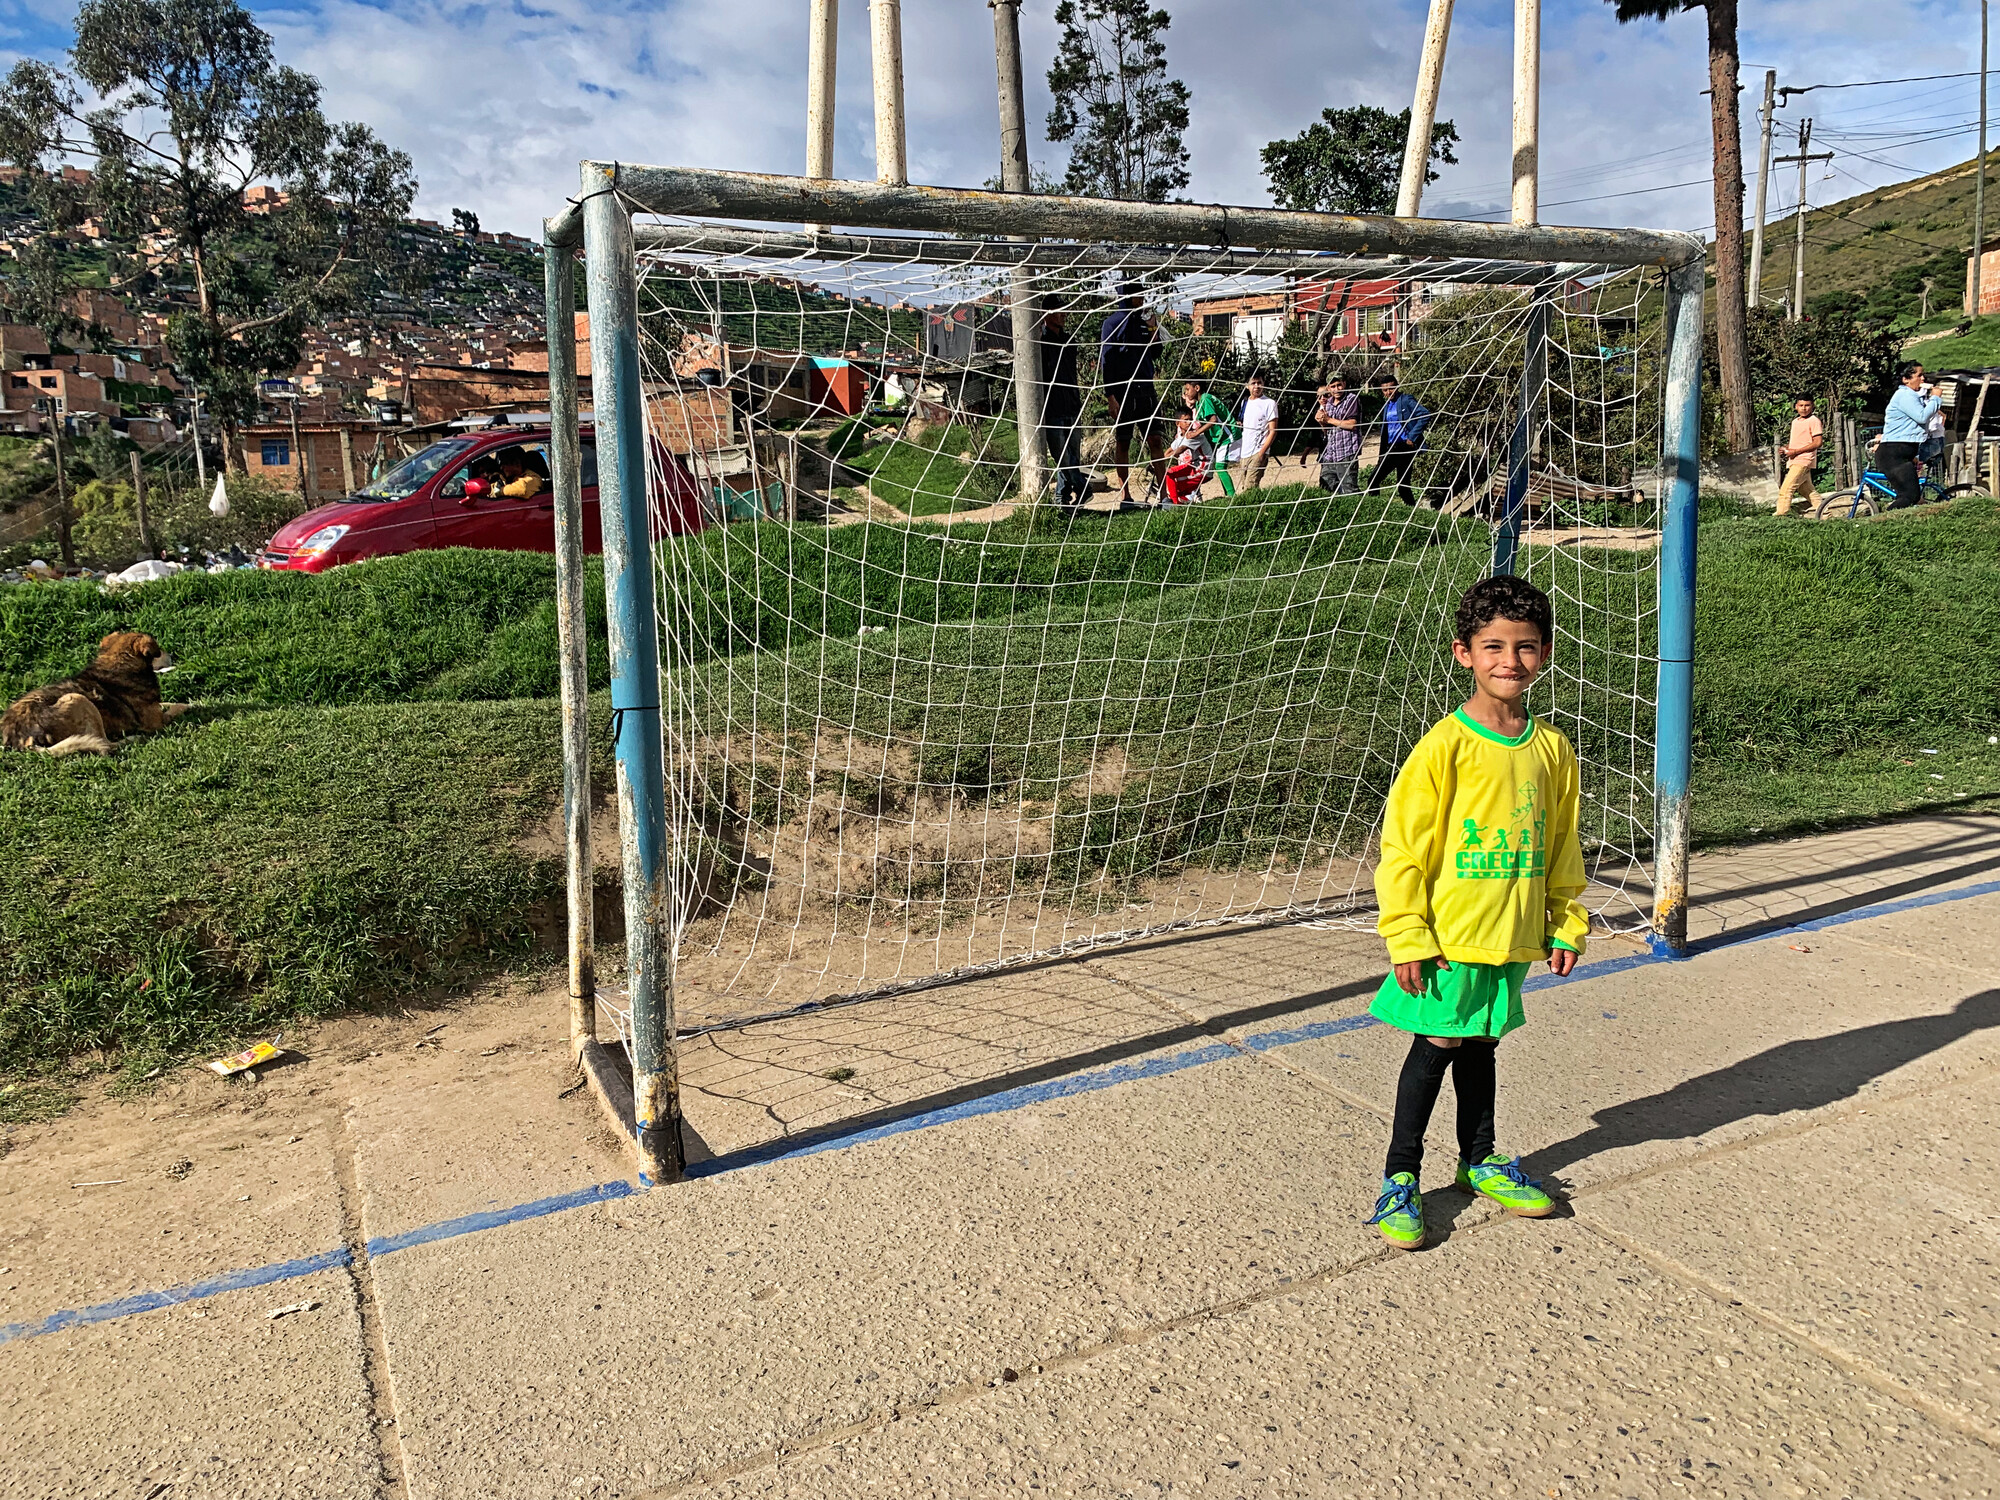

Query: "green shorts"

xmin=1369 ymin=957 xmax=1531 ymax=1040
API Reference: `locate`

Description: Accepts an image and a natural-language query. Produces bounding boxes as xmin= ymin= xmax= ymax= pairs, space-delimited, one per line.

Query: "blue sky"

xmin=0 ymin=0 xmax=1989 ymax=242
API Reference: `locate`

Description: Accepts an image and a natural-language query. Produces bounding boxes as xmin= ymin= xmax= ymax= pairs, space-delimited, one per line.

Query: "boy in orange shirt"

xmin=1366 ymin=575 xmax=1590 ymax=1250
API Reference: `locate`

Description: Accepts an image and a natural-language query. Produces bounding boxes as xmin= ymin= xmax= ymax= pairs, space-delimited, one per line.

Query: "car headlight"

xmin=296 ymin=524 xmax=349 ymax=554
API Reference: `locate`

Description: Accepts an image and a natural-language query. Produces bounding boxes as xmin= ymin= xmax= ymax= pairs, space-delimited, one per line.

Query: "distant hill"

xmin=1744 ymin=153 xmax=1992 ymax=322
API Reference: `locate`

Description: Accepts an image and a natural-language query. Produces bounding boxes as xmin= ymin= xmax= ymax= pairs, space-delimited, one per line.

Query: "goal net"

xmin=595 ymin=195 xmax=1679 ymax=1028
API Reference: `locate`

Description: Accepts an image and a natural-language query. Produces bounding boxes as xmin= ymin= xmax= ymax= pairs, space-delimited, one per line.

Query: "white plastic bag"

xmin=209 ymin=475 xmax=230 ymax=517
xmin=110 ymin=558 xmax=186 ymax=586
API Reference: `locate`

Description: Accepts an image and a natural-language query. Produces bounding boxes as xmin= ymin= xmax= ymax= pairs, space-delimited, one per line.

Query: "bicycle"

xmin=1813 ymin=445 xmax=1976 ymax=519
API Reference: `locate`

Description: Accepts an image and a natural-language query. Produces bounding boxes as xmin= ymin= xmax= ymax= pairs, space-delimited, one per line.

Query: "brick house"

xmin=1190 ymin=279 xmax=1408 ymax=360
xmin=241 ymin=421 xmax=386 ymax=502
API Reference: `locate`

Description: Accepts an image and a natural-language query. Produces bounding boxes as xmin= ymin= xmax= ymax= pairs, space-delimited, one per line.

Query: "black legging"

xmin=1385 ymin=1034 xmax=1498 ymax=1179
xmin=1876 ymin=440 xmax=1921 ymax=508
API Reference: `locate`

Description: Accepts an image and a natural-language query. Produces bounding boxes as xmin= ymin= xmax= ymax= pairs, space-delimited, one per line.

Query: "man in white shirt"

xmin=1238 ymin=374 xmax=1281 ymax=491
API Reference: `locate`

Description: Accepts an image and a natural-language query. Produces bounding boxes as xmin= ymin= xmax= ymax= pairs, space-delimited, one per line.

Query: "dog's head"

xmin=94 ymin=631 xmax=175 ymax=676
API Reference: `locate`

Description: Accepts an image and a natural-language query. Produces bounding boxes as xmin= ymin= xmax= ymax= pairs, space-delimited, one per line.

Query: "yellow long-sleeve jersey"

xmin=1374 ymin=709 xmax=1591 ymax=966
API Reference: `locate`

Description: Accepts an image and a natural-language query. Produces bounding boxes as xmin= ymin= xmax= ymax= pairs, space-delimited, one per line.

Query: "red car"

xmin=261 ymin=425 xmax=706 ymax=572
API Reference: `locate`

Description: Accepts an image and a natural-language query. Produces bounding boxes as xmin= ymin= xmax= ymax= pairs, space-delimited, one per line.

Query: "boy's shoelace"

xmin=1366 ymin=1180 xmax=1420 ymax=1225
xmin=1472 ymin=1156 xmax=1543 ymax=1190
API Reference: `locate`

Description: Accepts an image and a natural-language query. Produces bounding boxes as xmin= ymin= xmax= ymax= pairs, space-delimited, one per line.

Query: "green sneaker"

xmin=1457 ymin=1155 xmax=1556 ymax=1218
xmin=1366 ymin=1172 xmax=1425 ymax=1250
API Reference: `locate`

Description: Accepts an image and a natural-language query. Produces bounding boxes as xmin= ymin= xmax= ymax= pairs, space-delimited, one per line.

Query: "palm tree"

xmin=1607 ymin=0 xmax=1753 ymax=454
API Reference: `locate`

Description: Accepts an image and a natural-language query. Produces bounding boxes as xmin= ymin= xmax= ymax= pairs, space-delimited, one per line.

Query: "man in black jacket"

xmin=1040 ymin=306 xmax=1090 ymax=515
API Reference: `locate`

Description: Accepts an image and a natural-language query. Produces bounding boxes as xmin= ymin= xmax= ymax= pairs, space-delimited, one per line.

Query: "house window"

xmin=1201 ymin=313 xmax=1232 ymax=337
xmin=8 ymin=375 xmax=23 ymax=388
xmin=38 ymin=375 xmax=56 ymax=388
xmin=262 ymin=439 xmax=291 ymax=466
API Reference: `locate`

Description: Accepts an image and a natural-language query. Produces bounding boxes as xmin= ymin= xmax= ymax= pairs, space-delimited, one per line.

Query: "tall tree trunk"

xmin=1706 ymin=0 xmax=1753 ymax=453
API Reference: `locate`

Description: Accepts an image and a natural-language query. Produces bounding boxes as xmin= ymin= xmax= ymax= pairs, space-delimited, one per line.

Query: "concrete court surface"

xmin=4 ymin=815 xmax=1999 ymax=1500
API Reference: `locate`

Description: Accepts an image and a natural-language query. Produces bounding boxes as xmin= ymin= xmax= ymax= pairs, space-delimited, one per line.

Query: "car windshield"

xmin=352 ymin=438 xmax=479 ymax=501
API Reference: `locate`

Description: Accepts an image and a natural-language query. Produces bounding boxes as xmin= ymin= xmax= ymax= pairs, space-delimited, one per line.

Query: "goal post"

xmin=544 ymin=163 xmax=1705 ymax=1187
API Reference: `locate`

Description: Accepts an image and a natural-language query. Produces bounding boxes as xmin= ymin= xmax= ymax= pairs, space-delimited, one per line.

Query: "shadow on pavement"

xmin=1525 ymin=989 xmax=2000 ymax=1185
xmin=1691 ymin=817 xmax=2000 ymax=911
xmin=1692 ymin=855 xmax=2000 ymax=953
xmin=688 ymin=973 xmax=1382 ymax=1175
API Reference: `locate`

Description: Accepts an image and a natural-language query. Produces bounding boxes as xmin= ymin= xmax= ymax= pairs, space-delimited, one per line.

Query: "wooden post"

xmin=870 ymin=0 xmax=908 ymax=187
xmin=543 ymin=222 xmax=595 ymax=1057
xmin=805 ymin=0 xmax=838 ymax=233
xmin=338 ymin=427 xmax=357 ymax=493
xmin=1398 ymin=0 xmax=1455 ymax=218
xmin=50 ymin=414 xmax=72 ymax=568
xmin=992 ymin=0 xmax=1044 ymax=507
xmin=287 ymin=398 xmax=305 ymax=499
xmin=1511 ymin=0 xmax=1540 ymax=224
xmin=130 ymin=449 xmax=151 ymax=558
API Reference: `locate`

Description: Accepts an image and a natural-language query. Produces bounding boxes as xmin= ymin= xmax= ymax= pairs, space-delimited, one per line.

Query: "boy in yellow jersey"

xmin=1365 ymin=575 xmax=1590 ymax=1250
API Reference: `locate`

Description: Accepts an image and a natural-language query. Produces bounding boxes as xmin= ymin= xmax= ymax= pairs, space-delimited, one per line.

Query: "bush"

xmin=66 ymin=469 xmax=311 ymax=563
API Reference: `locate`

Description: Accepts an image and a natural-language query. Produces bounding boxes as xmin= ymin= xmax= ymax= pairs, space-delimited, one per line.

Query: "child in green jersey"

xmin=1365 ymin=575 xmax=1590 ymax=1250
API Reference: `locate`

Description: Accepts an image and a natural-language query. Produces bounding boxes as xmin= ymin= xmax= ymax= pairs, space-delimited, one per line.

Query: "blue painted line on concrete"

xmin=0 ymin=1247 xmax=352 ymax=1347
xmin=1782 ymin=876 xmax=2000 ymax=935
xmin=1241 ymin=1011 xmax=1382 ymax=1050
xmin=367 ymin=1179 xmax=636 ymax=1257
xmin=11 ymin=873 xmax=2000 ymax=1346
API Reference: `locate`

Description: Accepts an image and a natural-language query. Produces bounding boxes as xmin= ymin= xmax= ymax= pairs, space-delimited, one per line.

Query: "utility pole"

xmin=1776 ymin=119 xmax=1833 ymax=323
xmin=870 ymin=0 xmax=908 ymax=186
xmin=130 ymin=448 xmax=151 ymax=559
xmin=990 ymin=0 xmax=1043 ymax=506
xmin=45 ymin=404 xmax=72 ymax=568
xmin=1511 ymin=0 xmax=1541 ymax=224
xmin=1397 ymin=0 xmax=1456 ymax=217
xmin=805 ymin=0 xmax=837 ymax=233
xmin=190 ymin=387 xmax=206 ymax=489
xmin=1748 ymin=69 xmax=1777 ymax=308
xmin=1976 ymin=0 xmax=1990 ymax=320
xmin=284 ymin=392 xmax=305 ymax=500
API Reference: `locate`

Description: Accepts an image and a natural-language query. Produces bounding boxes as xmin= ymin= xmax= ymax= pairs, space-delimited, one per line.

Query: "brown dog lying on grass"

xmin=1 ymin=631 xmax=185 ymax=756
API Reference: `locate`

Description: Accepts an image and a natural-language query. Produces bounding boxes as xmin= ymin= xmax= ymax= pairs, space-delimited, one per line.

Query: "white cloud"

xmin=2 ymin=0 xmax=1989 ymax=242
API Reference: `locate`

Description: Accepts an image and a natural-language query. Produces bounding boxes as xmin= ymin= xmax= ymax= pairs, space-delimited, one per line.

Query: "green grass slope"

xmin=1 ymin=496 xmax=1996 ymax=1081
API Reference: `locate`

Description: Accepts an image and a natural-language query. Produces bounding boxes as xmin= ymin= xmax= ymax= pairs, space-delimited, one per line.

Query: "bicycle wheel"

xmin=1939 ymin=483 xmax=1981 ymax=501
xmin=1814 ymin=487 xmax=1877 ymax=519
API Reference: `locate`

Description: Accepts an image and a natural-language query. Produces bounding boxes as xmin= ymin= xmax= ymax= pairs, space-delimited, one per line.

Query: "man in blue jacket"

xmin=1878 ymin=361 xmax=1940 ymax=509
xmin=1367 ymin=374 xmax=1432 ymax=506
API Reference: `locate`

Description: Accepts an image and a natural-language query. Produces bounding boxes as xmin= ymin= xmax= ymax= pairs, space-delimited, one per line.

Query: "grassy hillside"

xmin=1739 ymin=152 xmax=1990 ymax=314
xmin=2 ymin=499 xmax=1997 ymax=1084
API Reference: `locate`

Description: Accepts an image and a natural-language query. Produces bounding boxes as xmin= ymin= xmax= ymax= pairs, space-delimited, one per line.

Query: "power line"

xmin=1782 ymin=70 xmax=1992 ymax=96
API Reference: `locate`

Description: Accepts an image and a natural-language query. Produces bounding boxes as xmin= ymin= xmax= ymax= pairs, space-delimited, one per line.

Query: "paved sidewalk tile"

xmin=684 ymin=1216 xmax=2000 ymax=1500
xmin=370 ymin=1053 xmax=1382 ymax=1500
xmin=0 ymin=1269 xmax=378 ymax=1500
xmin=677 ymin=965 xmax=1178 ymax=1158
xmin=1582 ymin=1069 xmax=2000 ymax=1436
xmin=344 ymin=1011 xmax=629 ymax=1243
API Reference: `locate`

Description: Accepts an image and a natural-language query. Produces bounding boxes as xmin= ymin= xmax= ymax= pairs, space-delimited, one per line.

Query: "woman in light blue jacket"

xmin=1878 ymin=361 xmax=1941 ymax=509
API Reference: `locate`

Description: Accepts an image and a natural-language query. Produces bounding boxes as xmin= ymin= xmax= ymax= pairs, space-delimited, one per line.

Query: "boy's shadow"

xmin=1523 ymin=988 xmax=2000 ymax=1186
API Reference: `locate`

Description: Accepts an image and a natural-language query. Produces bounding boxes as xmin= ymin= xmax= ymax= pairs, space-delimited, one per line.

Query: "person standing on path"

xmin=1039 ymin=306 xmax=1089 ymax=515
xmin=1099 ymin=283 xmax=1166 ymax=505
xmin=1366 ymin=374 xmax=1432 ymax=506
xmin=1237 ymin=373 xmax=1280 ymax=491
xmin=1775 ymin=397 xmax=1824 ymax=516
xmin=1365 ymin=574 xmax=1589 ymax=1252
xmin=1879 ymin=361 xmax=1940 ymax=510
xmin=1316 ymin=370 xmax=1361 ymax=495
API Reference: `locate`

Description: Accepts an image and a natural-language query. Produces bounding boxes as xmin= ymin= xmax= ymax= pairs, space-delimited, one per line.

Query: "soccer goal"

xmin=541 ymin=164 xmax=1705 ymax=1183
